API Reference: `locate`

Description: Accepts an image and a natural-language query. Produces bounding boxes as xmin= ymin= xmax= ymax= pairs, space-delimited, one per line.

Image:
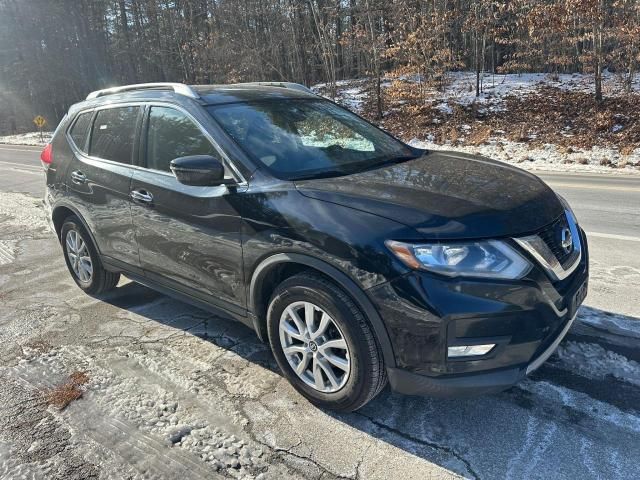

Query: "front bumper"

xmin=386 ymin=313 xmax=576 ymax=397
xmin=368 ymin=228 xmax=589 ymax=398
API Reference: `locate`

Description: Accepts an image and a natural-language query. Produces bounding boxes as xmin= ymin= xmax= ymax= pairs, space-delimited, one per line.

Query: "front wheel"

xmin=267 ymin=272 xmax=387 ymax=412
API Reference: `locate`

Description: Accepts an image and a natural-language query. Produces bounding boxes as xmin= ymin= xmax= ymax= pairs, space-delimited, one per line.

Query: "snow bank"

xmin=0 ymin=132 xmax=51 ymax=146
xmin=416 ymin=71 xmax=639 ymax=109
xmin=0 ymin=192 xmax=49 ymax=231
xmin=578 ymin=306 xmax=640 ymax=340
xmin=409 ymin=138 xmax=640 ymax=175
xmin=555 ymin=341 xmax=640 ymax=387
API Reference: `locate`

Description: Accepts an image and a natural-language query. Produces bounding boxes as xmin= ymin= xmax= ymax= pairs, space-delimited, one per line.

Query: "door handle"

xmin=130 ymin=189 xmax=154 ymax=205
xmin=70 ymin=170 xmax=87 ymax=184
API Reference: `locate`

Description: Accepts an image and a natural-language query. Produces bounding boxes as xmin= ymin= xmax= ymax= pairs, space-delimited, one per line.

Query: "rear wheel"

xmin=267 ymin=272 xmax=387 ymax=412
xmin=61 ymin=216 xmax=120 ymax=294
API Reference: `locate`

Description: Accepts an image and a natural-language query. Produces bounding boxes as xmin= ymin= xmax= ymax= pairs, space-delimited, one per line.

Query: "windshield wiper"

xmin=361 ymin=154 xmax=420 ymax=172
xmin=292 ymin=169 xmax=350 ymax=181
xmin=292 ymin=154 xmax=421 ymax=181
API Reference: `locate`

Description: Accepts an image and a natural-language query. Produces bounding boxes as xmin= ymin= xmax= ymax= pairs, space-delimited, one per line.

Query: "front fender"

xmin=248 ymin=252 xmax=397 ymax=368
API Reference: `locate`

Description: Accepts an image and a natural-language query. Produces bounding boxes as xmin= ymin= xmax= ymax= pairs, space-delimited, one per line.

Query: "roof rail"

xmin=233 ymin=82 xmax=315 ymax=95
xmin=86 ymin=82 xmax=199 ymax=100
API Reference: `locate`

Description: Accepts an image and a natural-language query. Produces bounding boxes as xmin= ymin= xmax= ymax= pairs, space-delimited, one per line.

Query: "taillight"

xmin=40 ymin=143 xmax=53 ymax=168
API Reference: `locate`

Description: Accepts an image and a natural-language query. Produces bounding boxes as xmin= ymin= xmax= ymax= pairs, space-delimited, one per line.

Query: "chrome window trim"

xmin=513 ymin=209 xmax=582 ymax=282
xmin=143 ymin=102 xmax=246 ymax=186
xmin=66 ymin=100 xmax=247 ymax=187
xmin=171 ymin=167 xmax=219 ymax=174
xmin=65 ymin=108 xmax=96 ymax=154
xmin=82 ymin=103 xmax=143 ymax=165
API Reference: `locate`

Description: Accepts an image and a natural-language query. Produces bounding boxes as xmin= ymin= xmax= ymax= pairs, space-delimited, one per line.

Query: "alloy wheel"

xmin=65 ymin=230 xmax=93 ymax=283
xmin=279 ymin=301 xmax=351 ymax=393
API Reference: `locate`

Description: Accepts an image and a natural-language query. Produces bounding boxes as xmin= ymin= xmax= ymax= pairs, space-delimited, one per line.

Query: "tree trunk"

xmin=594 ymin=0 xmax=604 ymax=102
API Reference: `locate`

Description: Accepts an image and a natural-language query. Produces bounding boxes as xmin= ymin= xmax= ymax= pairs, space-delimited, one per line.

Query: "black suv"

xmin=43 ymin=82 xmax=588 ymax=411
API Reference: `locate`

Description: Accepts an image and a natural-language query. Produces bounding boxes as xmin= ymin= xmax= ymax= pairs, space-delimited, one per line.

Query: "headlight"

xmin=385 ymin=239 xmax=531 ymax=279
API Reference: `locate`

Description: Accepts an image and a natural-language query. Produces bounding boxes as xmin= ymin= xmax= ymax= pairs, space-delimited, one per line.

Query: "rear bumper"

xmin=386 ymin=313 xmax=576 ymax=397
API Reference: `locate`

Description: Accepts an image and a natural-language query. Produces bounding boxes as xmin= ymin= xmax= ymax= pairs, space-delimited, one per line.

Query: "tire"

xmin=267 ymin=272 xmax=387 ymax=412
xmin=60 ymin=216 xmax=120 ymax=295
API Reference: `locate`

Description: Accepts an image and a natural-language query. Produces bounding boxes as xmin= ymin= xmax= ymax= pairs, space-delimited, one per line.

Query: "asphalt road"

xmin=1 ymin=144 xmax=638 ymax=317
xmin=0 ymin=145 xmax=46 ymax=197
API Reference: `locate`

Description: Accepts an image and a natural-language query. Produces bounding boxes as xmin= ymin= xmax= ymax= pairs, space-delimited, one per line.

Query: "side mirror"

xmin=170 ymin=155 xmax=227 ymax=186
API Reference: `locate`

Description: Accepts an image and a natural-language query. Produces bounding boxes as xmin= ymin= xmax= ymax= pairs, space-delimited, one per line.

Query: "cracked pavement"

xmin=1 ymin=189 xmax=640 ymax=479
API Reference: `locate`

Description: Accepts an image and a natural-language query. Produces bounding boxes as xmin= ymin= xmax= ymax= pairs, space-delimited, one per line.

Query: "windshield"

xmin=207 ymin=99 xmax=415 ymax=180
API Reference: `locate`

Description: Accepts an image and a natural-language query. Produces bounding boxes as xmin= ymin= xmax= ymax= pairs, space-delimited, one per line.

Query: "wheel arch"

xmin=248 ymin=253 xmax=396 ymax=368
xmin=51 ymin=203 xmax=101 ymax=254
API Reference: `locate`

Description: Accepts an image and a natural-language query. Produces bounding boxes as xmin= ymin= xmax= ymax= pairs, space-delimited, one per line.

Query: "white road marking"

xmin=0 ymin=160 xmax=42 ymax=170
xmin=0 ymin=146 xmax=41 ymax=153
xmin=4 ymin=168 xmax=43 ymax=176
xmin=547 ymin=181 xmax=639 ymax=192
xmin=587 ymin=232 xmax=640 ymax=243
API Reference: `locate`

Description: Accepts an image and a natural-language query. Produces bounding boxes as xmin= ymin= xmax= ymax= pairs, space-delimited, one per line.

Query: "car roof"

xmin=69 ymin=82 xmax=317 ymax=114
xmin=193 ymin=84 xmax=316 ymax=105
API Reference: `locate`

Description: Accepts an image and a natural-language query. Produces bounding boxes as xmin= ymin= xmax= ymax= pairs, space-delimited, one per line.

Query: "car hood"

xmin=294 ymin=150 xmax=563 ymax=239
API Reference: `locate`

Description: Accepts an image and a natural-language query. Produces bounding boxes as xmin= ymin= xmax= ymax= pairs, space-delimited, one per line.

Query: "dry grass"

xmin=620 ymin=145 xmax=636 ymax=156
xmin=361 ymin=80 xmax=640 ymax=157
xmin=445 ymin=126 xmax=460 ymax=144
xmin=24 ymin=339 xmax=52 ymax=354
xmin=557 ymin=145 xmax=575 ymax=154
xmin=468 ymin=126 xmax=492 ymax=146
xmin=43 ymin=371 xmax=90 ymax=410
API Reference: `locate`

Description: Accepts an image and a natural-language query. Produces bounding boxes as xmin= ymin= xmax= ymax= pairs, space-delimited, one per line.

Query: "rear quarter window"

xmin=68 ymin=112 xmax=93 ymax=152
xmin=89 ymin=106 xmax=140 ymax=164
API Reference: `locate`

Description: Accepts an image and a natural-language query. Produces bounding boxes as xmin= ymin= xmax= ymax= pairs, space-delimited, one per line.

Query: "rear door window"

xmin=89 ymin=106 xmax=140 ymax=164
xmin=68 ymin=112 xmax=93 ymax=152
xmin=145 ymin=106 xmax=217 ymax=172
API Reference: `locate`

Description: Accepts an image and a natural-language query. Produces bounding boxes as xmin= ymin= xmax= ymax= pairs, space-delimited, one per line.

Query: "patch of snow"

xmin=0 ymin=241 xmax=16 ymax=266
xmin=339 ymin=87 xmax=367 ymax=112
xmin=554 ymin=341 xmax=640 ymax=387
xmin=312 ymin=79 xmax=369 ymax=114
xmin=435 ymin=102 xmax=453 ymax=115
xmin=578 ymin=306 xmax=640 ymax=339
xmin=521 ymin=379 xmax=640 ymax=434
xmin=438 ymin=71 xmax=640 ymax=109
xmin=0 ymin=131 xmax=51 ymax=146
xmin=13 ymin=343 xmax=270 ymax=479
xmin=409 ymin=138 xmax=640 ymax=175
xmin=0 ymin=192 xmax=49 ymax=232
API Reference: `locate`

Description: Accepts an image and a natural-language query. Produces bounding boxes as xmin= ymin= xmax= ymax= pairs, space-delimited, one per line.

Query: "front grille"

xmin=538 ymin=214 xmax=579 ymax=269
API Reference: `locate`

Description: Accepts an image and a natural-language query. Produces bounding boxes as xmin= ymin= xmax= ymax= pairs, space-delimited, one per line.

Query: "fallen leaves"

xmin=43 ymin=371 xmax=90 ymax=410
xmin=356 ymin=80 xmax=640 ymax=163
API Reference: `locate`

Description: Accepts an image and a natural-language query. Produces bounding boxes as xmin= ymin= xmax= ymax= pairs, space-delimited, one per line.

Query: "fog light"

xmin=448 ymin=344 xmax=495 ymax=358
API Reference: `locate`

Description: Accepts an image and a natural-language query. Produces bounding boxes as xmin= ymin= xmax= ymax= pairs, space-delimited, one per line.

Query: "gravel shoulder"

xmin=1 ymin=192 xmax=639 ymax=480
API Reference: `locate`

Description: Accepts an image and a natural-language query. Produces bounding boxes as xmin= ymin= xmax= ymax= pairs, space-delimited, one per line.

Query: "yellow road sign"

xmin=33 ymin=115 xmax=47 ymax=128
